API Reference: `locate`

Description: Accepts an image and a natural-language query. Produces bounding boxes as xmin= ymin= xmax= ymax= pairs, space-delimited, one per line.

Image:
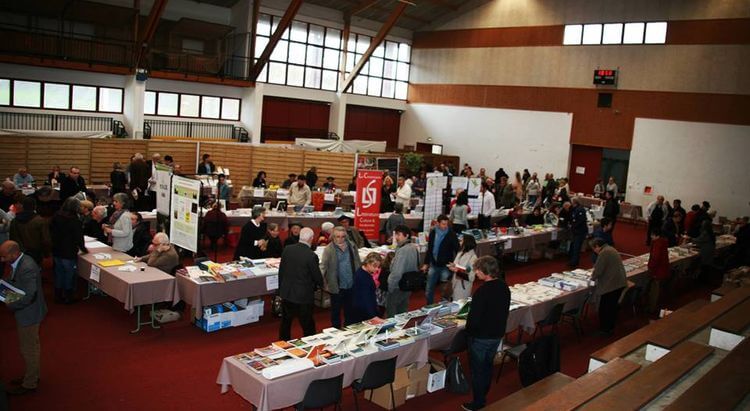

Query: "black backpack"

xmin=446 ymin=356 xmax=470 ymax=394
xmin=398 ymin=271 xmax=425 ymax=292
xmin=518 ymin=335 xmax=561 ymax=387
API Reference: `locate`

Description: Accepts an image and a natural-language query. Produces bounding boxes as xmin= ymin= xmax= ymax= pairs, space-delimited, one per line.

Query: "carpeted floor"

xmin=1 ymin=222 xmax=714 ymax=410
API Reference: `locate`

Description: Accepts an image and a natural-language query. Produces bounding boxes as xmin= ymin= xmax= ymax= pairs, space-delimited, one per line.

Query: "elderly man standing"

xmin=278 ymin=227 xmax=324 ymax=339
xmin=386 ymin=225 xmax=420 ymax=317
xmin=394 ymin=175 xmax=412 ymax=210
xmin=84 ymin=206 xmax=108 ymax=243
xmin=1 ymin=240 xmax=46 ymax=395
xmin=322 ymin=226 xmax=362 ymax=328
xmin=589 ymin=238 xmax=627 ymax=336
xmin=288 ymin=175 xmax=312 ymax=207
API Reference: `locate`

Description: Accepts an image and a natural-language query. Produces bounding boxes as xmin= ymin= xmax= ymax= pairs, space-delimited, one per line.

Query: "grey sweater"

xmin=387 ymin=240 xmax=420 ymax=292
xmin=450 ymin=204 xmax=469 ymax=227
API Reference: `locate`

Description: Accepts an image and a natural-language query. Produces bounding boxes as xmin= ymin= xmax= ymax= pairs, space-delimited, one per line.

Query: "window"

xmin=1 ymin=78 xmax=124 ymax=112
xmin=563 ymin=24 xmax=583 ymax=45
xmin=254 ymin=13 xmax=411 ymax=99
xmin=145 ymin=90 xmax=241 ymax=121
xmin=582 ymin=24 xmax=602 ymax=45
xmin=0 ymin=79 xmax=9 ymax=105
xmin=200 ymin=96 xmax=220 ymax=119
xmin=645 ymin=22 xmax=668 ymax=44
xmin=221 ymin=98 xmax=240 ymax=120
xmin=602 ymin=23 xmax=623 ymax=44
xmin=180 ymin=94 xmax=200 ymax=117
xmin=157 ymin=92 xmax=178 ymax=116
xmin=99 ymin=87 xmax=123 ymax=112
xmin=72 ymin=85 xmax=96 ymax=111
xmin=564 ymin=21 xmax=666 ymax=45
xmin=144 ymin=91 xmax=156 ymax=115
xmin=44 ymin=83 xmax=70 ymax=109
xmin=13 ymin=80 xmax=41 ymax=107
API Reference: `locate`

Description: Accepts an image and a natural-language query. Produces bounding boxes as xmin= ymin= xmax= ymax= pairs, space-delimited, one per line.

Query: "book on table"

xmin=286 ymin=347 xmax=309 ymax=358
xmin=431 ymin=319 xmax=458 ymax=329
xmin=254 ymin=345 xmax=286 ymax=359
xmin=271 ymin=340 xmax=294 ymax=350
xmin=374 ymin=338 xmax=400 ymax=351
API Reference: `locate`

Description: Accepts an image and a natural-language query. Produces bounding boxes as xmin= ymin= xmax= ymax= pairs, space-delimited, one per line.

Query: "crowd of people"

xmin=2 ymin=155 xmax=748 ymax=406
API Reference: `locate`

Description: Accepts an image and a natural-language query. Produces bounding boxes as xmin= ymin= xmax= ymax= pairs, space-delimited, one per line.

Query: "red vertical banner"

xmin=355 ymin=170 xmax=382 ymax=240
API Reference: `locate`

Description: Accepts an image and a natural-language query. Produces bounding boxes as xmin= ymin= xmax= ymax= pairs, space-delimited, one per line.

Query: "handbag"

xmin=446 ymin=356 xmax=470 ymax=394
xmin=398 ymin=271 xmax=425 ymax=292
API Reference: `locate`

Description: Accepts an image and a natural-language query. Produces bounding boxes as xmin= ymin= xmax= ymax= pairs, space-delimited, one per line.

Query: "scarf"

xmin=109 ymin=209 xmax=126 ymax=226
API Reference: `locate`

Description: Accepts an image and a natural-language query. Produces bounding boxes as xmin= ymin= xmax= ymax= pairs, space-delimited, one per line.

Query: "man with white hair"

xmin=321 ymin=226 xmax=361 ymax=328
xmin=278 ymin=227 xmax=324 ymax=340
xmin=394 ymin=175 xmax=412 ymax=209
xmin=84 ymin=206 xmax=108 ymax=243
xmin=137 ymin=232 xmax=180 ymax=274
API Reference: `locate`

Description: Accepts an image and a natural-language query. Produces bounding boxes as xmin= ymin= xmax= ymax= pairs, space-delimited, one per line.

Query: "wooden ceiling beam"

xmin=134 ymin=0 xmax=168 ymax=70
xmin=339 ymin=1 xmax=407 ymax=92
xmin=249 ymin=0 xmax=304 ymax=81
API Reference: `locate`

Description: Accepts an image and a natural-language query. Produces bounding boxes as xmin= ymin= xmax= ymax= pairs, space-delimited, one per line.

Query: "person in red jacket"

xmin=647 ymin=227 xmax=670 ymax=314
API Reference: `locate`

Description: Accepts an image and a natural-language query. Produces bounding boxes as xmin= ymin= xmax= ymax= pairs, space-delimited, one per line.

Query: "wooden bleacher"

xmin=588 ymin=299 xmax=708 ymax=370
xmin=711 ymin=283 xmax=740 ymax=301
xmin=663 ymin=338 xmax=750 ymax=411
xmin=484 ymin=373 xmax=574 ymax=410
xmin=522 ymin=358 xmax=640 ymax=411
xmin=647 ymin=287 xmax=750 ymax=355
xmin=709 ymin=298 xmax=750 ymax=351
xmin=579 ymin=341 xmax=714 ymax=410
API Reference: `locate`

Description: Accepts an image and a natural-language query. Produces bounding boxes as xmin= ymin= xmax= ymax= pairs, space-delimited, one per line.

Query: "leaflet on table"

xmin=90 ymin=265 xmax=101 ymax=282
xmin=85 ymin=240 xmax=109 ymax=249
xmin=0 ymin=279 xmax=25 ymax=303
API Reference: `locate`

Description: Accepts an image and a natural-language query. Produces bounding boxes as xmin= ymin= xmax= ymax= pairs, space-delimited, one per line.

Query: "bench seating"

xmin=647 ymin=287 xmax=750 ymax=358
xmin=709 ymin=298 xmax=750 ymax=350
xmin=580 ymin=341 xmax=714 ymax=410
xmin=589 ymin=299 xmax=708 ymax=370
xmin=663 ymin=338 xmax=750 ymax=411
xmin=485 ymin=373 xmax=574 ymax=410
xmin=711 ymin=284 xmax=740 ymax=302
xmin=522 ymin=357 xmax=640 ymax=411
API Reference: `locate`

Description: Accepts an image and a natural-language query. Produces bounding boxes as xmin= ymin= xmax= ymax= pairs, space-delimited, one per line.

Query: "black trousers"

xmin=279 ymin=300 xmax=316 ymax=341
xmin=599 ymin=287 xmax=624 ymax=333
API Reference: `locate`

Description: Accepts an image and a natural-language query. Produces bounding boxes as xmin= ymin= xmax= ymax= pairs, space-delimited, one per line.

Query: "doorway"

xmin=600 ymin=148 xmax=630 ymax=199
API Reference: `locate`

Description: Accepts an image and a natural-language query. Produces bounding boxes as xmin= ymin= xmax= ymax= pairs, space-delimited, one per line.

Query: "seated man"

xmin=13 ymin=168 xmax=34 ymax=188
xmin=136 ymin=232 xmax=180 ymax=274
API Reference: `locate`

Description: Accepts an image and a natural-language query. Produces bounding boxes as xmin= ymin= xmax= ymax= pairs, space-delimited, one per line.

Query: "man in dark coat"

xmin=234 ymin=207 xmax=267 ymax=260
xmin=9 ymin=197 xmax=50 ymax=266
xmin=567 ymin=197 xmax=588 ymax=268
xmin=59 ymin=166 xmax=87 ymax=201
xmin=1 ymin=240 xmax=47 ymax=395
xmin=278 ymin=227 xmax=324 ymax=340
xmin=422 ymin=214 xmax=459 ymax=305
xmin=128 ymin=154 xmax=150 ymax=211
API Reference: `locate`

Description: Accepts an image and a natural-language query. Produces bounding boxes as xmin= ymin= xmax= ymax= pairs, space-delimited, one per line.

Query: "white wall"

xmin=400 ymin=103 xmax=573 ymax=177
xmin=627 ymin=118 xmax=750 ymax=218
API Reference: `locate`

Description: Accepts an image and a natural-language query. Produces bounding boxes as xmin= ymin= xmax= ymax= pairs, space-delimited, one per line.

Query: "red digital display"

xmin=593 ymin=69 xmax=617 ymax=85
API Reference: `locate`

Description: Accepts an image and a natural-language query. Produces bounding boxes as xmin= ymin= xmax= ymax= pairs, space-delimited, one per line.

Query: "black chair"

xmin=352 ymin=356 xmax=398 ymax=411
xmin=495 ymin=337 xmax=524 ymax=382
xmin=437 ymin=328 xmax=468 ymax=365
xmin=295 ymin=373 xmax=344 ymax=411
xmin=561 ymin=292 xmax=592 ymax=340
xmin=532 ymin=302 xmax=565 ymax=338
xmin=619 ymin=284 xmax=641 ymax=317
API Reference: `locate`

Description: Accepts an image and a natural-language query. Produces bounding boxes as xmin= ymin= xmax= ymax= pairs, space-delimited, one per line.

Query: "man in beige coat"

xmin=589 ymin=238 xmax=627 ymax=336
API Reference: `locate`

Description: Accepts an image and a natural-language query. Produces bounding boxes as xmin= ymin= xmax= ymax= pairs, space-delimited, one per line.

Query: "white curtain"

xmin=294 ymin=138 xmax=386 ymax=153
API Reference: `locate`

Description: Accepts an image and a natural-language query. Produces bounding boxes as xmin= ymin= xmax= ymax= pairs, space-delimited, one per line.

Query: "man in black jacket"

xmin=568 ymin=197 xmax=588 ymax=268
xmin=422 ymin=214 xmax=459 ymax=305
xmin=463 ymin=256 xmax=510 ymax=411
xmin=59 ymin=166 xmax=87 ymax=201
xmin=602 ymin=190 xmax=620 ymax=234
xmin=278 ymin=227 xmax=324 ymax=340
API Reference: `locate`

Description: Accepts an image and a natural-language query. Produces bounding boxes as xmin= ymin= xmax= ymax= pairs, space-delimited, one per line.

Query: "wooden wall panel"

xmin=90 ymin=140 xmax=147 ymax=184
xmin=251 ymin=146 xmax=304 ymax=187
xmin=146 ymin=140 xmax=198 ymax=176
xmin=302 ymin=151 xmax=355 ymax=188
xmin=200 ymin=142 xmax=253 ymax=196
xmin=27 ymin=138 xmax=91 ymax=181
xmin=0 ymin=137 xmax=29 ymax=183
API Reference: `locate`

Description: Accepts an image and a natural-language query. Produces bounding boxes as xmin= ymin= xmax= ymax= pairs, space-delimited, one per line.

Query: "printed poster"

xmin=355 ymin=170 xmax=382 ymax=240
xmin=169 ymin=176 xmax=201 ymax=253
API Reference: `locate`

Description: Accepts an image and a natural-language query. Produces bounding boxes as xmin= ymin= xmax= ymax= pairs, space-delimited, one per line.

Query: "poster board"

xmin=169 ymin=175 xmax=201 ymax=253
xmin=155 ymin=163 xmax=173 ymax=216
xmin=355 ymin=170 xmax=382 ymax=240
xmin=423 ymin=176 xmax=447 ymax=232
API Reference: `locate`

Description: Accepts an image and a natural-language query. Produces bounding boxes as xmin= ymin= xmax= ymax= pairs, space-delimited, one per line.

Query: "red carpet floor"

xmin=1 ymin=222 xmax=715 ymax=410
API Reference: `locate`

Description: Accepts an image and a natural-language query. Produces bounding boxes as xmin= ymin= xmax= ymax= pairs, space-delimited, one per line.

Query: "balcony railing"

xmin=0 ymin=111 xmax=114 ymax=132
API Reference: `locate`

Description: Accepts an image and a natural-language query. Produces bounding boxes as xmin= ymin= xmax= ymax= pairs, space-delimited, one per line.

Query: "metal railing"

xmin=0 ymin=111 xmax=113 ymax=131
xmin=144 ymin=119 xmax=236 ymax=140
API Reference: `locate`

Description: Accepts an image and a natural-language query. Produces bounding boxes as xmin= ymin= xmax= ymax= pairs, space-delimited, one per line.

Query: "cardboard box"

xmin=365 ymin=367 xmax=410 ymax=410
xmin=232 ymin=306 xmax=260 ymax=327
xmin=406 ymin=363 xmax=430 ymax=398
xmin=427 ymin=359 xmax=446 ymax=393
xmin=196 ymin=312 xmax=222 ymax=332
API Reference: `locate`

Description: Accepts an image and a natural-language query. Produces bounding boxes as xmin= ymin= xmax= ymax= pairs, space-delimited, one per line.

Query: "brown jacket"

xmin=591 ymin=245 xmax=627 ymax=296
xmin=9 ymin=212 xmax=51 ymax=265
xmin=146 ymin=245 xmax=180 ymax=274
